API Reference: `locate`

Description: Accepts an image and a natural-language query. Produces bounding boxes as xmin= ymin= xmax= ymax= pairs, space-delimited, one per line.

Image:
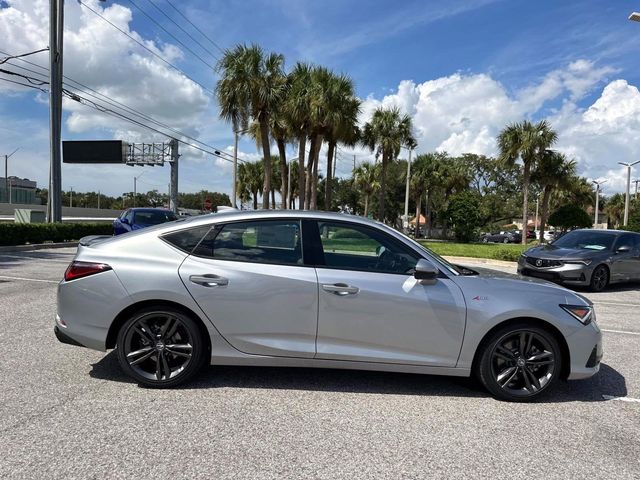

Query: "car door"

xmin=178 ymin=218 xmax=319 ymax=358
xmin=310 ymin=220 xmax=466 ymax=367
xmin=612 ymin=233 xmax=640 ymax=281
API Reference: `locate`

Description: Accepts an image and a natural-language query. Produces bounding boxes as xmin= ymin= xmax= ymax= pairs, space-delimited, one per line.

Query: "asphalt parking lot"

xmin=0 ymin=248 xmax=639 ymax=479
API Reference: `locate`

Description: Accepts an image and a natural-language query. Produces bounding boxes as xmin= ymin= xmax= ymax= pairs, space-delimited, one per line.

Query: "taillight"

xmin=64 ymin=261 xmax=112 ymax=281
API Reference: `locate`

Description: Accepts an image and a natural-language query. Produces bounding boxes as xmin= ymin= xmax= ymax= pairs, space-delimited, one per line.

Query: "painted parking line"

xmin=602 ymin=395 xmax=640 ymax=403
xmin=0 ymin=275 xmax=59 ymax=284
xmin=594 ymin=301 xmax=640 ymax=308
xmin=601 ymin=328 xmax=640 ymax=336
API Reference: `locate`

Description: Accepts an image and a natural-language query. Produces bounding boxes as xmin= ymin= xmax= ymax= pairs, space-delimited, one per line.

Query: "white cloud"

xmin=358 ymin=61 xmax=635 ymax=193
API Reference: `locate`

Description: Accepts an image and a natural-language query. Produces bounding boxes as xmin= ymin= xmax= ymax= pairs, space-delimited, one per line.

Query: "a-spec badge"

xmin=472 ymin=295 xmax=488 ymax=301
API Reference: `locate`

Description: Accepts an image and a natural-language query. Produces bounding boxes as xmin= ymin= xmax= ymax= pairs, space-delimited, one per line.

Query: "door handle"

xmin=321 ymin=283 xmax=359 ymax=296
xmin=189 ymin=274 xmax=228 ymax=287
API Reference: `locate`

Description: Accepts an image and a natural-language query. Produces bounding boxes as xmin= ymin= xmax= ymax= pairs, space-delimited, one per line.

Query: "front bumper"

xmin=565 ymin=320 xmax=603 ymax=380
xmin=517 ymin=257 xmax=593 ymax=286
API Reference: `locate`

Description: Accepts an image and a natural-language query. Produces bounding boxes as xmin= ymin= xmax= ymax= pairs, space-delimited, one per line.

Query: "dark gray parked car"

xmin=518 ymin=229 xmax=640 ymax=291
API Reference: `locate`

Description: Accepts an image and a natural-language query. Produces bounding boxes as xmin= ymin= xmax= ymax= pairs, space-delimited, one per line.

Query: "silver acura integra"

xmin=55 ymin=211 xmax=602 ymax=401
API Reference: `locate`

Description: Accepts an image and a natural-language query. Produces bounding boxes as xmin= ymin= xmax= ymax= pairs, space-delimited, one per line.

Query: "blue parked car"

xmin=113 ymin=208 xmax=178 ymax=235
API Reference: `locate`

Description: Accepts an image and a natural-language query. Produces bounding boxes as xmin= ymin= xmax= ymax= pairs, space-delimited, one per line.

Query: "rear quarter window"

xmin=162 ymin=225 xmax=212 ymax=253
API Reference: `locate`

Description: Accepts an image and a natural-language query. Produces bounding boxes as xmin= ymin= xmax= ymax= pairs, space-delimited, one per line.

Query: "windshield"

xmin=134 ymin=210 xmax=178 ymax=225
xmin=551 ymin=230 xmax=616 ymax=251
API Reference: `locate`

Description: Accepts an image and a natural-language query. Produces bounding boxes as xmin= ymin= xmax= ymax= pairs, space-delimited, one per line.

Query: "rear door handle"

xmin=189 ymin=274 xmax=228 ymax=287
xmin=321 ymin=283 xmax=359 ymax=296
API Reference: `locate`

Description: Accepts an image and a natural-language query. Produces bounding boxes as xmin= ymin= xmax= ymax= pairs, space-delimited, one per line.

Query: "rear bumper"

xmin=54 ymin=325 xmax=85 ymax=348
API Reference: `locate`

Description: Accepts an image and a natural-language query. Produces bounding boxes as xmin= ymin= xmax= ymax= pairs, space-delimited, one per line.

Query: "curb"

xmin=443 ymin=255 xmax=517 ymax=268
xmin=0 ymin=242 xmax=79 ymax=253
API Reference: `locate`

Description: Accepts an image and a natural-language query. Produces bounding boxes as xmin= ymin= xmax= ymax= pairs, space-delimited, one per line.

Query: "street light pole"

xmin=133 ymin=170 xmax=145 ymax=208
xmin=3 ymin=147 xmax=19 ymax=204
xmin=618 ymin=161 xmax=640 ymax=226
xmin=592 ymin=180 xmax=607 ymax=228
xmin=633 ymin=179 xmax=640 ymax=200
xmin=48 ymin=0 xmax=64 ymax=222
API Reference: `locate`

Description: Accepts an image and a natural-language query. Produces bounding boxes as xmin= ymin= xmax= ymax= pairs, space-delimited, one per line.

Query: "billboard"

xmin=63 ymin=140 xmax=129 ymax=164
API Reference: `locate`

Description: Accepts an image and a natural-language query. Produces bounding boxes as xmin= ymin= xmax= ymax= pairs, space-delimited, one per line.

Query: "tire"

xmin=503 ymin=237 xmax=510 ymax=244
xmin=482 ymin=237 xmax=488 ymax=243
xmin=589 ymin=265 xmax=609 ymax=292
xmin=476 ymin=323 xmax=562 ymax=402
xmin=116 ymin=307 xmax=206 ymax=388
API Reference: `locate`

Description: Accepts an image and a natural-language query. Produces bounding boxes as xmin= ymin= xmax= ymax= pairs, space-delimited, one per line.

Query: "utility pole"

xmin=534 ymin=196 xmax=539 ymax=233
xmin=592 ymin=180 xmax=607 ymax=228
xmin=353 ymin=155 xmax=356 ymax=171
xmin=169 ymin=138 xmax=179 ymax=213
xmin=403 ymin=148 xmax=412 ymax=234
xmin=133 ymin=171 xmax=145 ymax=208
xmin=97 ymin=190 xmax=100 ymax=209
xmin=633 ymin=179 xmax=640 ymax=200
xmin=618 ymin=161 xmax=640 ymax=226
xmin=48 ymin=0 xmax=64 ymax=222
xmin=3 ymin=147 xmax=19 ymax=203
xmin=232 ymin=129 xmax=238 ymax=208
xmin=69 ymin=186 xmax=73 ymax=207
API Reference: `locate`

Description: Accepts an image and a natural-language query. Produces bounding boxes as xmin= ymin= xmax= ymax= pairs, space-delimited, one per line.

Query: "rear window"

xmin=162 ymin=226 xmax=212 ymax=253
xmin=134 ymin=210 xmax=178 ymax=225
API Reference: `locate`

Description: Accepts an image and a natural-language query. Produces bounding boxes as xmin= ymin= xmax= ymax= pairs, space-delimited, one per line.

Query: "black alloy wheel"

xmin=117 ymin=308 xmax=205 ymax=388
xmin=589 ymin=265 xmax=609 ymax=292
xmin=477 ymin=324 xmax=561 ymax=402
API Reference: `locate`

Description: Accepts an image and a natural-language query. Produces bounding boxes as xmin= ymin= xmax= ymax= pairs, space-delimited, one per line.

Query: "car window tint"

xmin=124 ymin=211 xmax=134 ymax=223
xmin=162 ymin=226 xmax=212 ymax=253
xmin=615 ymin=233 xmax=636 ymax=250
xmin=196 ymin=220 xmax=303 ymax=266
xmin=134 ymin=210 xmax=178 ymax=225
xmin=316 ymin=222 xmax=418 ymax=275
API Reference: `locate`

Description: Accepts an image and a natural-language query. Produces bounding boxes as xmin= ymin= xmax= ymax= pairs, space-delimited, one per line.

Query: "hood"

xmin=524 ymin=244 xmax=607 ymax=260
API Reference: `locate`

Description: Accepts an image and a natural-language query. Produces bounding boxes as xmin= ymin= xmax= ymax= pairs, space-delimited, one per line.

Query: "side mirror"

xmin=414 ymin=259 xmax=439 ymax=283
xmin=616 ymin=245 xmax=632 ymax=253
xmin=121 ymin=217 xmax=129 ymax=224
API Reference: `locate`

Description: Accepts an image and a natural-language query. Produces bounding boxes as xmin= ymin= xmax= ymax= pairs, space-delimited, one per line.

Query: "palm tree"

xmin=284 ymin=62 xmax=314 ymax=210
xmin=237 ymin=161 xmax=263 ymax=210
xmin=531 ymin=150 xmax=576 ymax=242
xmin=498 ymin=120 xmax=557 ymax=244
xmin=605 ymin=193 xmax=625 ymax=228
xmin=361 ymin=106 xmax=415 ymax=220
xmin=353 ymin=162 xmax=379 ymax=217
xmin=216 ymin=44 xmax=286 ymax=209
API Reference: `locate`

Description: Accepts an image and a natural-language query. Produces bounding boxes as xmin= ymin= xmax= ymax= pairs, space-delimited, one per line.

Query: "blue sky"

xmin=1 ymin=0 xmax=640 ymax=198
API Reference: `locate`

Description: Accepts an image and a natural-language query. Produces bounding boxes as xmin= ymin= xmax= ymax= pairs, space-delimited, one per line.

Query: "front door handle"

xmin=189 ymin=274 xmax=228 ymax=287
xmin=322 ymin=283 xmax=359 ymax=296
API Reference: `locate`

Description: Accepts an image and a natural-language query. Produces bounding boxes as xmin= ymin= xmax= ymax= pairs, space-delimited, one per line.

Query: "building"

xmin=0 ymin=176 xmax=40 ymax=204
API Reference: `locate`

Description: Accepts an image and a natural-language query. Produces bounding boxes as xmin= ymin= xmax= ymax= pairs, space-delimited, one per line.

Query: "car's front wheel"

xmin=589 ymin=265 xmax=609 ymax=292
xmin=476 ymin=323 xmax=562 ymax=402
xmin=116 ymin=307 xmax=206 ymax=388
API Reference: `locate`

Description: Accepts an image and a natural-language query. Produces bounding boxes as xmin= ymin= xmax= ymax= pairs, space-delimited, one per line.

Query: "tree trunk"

xmin=426 ymin=190 xmax=432 ymax=238
xmin=277 ymin=139 xmax=288 ymax=209
xmin=521 ymin=161 xmax=531 ymax=245
xmin=324 ymin=141 xmax=335 ymax=211
xmin=378 ymin=154 xmax=388 ymax=221
xmin=271 ymin=189 xmax=275 ymax=209
xmin=259 ymin=119 xmax=272 ymax=210
xmin=311 ymin=134 xmax=323 ymax=210
xmin=364 ymin=194 xmax=369 ymax=217
xmin=539 ymin=186 xmax=552 ymax=243
xmin=297 ymin=135 xmax=306 ymax=210
xmin=415 ymin=195 xmax=422 ymax=239
xmin=305 ymin=135 xmax=316 ymax=210
xmin=253 ymin=191 xmax=258 ymax=210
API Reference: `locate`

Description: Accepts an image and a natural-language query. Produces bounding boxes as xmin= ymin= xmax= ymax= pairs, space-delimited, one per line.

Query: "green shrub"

xmin=0 ymin=223 xmax=112 ymax=246
xmin=490 ymin=247 xmax=523 ymax=262
xmin=548 ymin=205 xmax=592 ymax=231
xmin=446 ymin=191 xmax=482 ymax=243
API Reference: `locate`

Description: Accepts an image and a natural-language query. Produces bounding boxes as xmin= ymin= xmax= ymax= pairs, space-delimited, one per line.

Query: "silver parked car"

xmin=518 ymin=229 xmax=640 ymax=291
xmin=55 ymin=211 xmax=602 ymax=401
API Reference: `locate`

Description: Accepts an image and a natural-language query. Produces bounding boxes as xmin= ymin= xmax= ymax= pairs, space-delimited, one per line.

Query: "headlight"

xmin=564 ymin=260 xmax=592 ymax=266
xmin=560 ymin=304 xmax=593 ymax=325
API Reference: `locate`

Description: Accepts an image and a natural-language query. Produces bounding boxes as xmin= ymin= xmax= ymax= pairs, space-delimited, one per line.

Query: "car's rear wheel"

xmin=116 ymin=307 xmax=205 ymax=388
xmin=503 ymin=237 xmax=509 ymax=244
xmin=477 ymin=324 xmax=561 ymax=402
xmin=589 ymin=265 xmax=609 ymax=292
xmin=482 ymin=237 xmax=488 ymax=243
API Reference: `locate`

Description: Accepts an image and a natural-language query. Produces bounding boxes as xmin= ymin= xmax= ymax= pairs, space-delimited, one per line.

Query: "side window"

xmin=162 ymin=225 xmax=212 ymax=253
xmin=125 ymin=210 xmax=134 ymax=223
xmin=616 ymin=234 xmax=635 ymax=250
xmin=194 ymin=220 xmax=303 ymax=266
xmin=316 ymin=222 xmax=419 ymax=274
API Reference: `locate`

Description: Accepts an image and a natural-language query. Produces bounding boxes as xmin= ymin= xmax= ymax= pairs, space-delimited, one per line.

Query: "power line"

xmin=0 ymin=62 xmax=251 ymax=165
xmin=164 ymin=0 xmax=226 ymax=55
xmin=0 ymin=76 xmax=48 ymax=93
xmin=0 ymin=67 xmax=48 ymax=86
xmin=126 ymin=0 xmax=217 ymax=69
xmin=144 ymin=0 xmax=222 ymax=61
xmin=0 ymin=47 xmax=48 ymax=65
xmin=77 ymin=0 xmax=215 ymax=96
